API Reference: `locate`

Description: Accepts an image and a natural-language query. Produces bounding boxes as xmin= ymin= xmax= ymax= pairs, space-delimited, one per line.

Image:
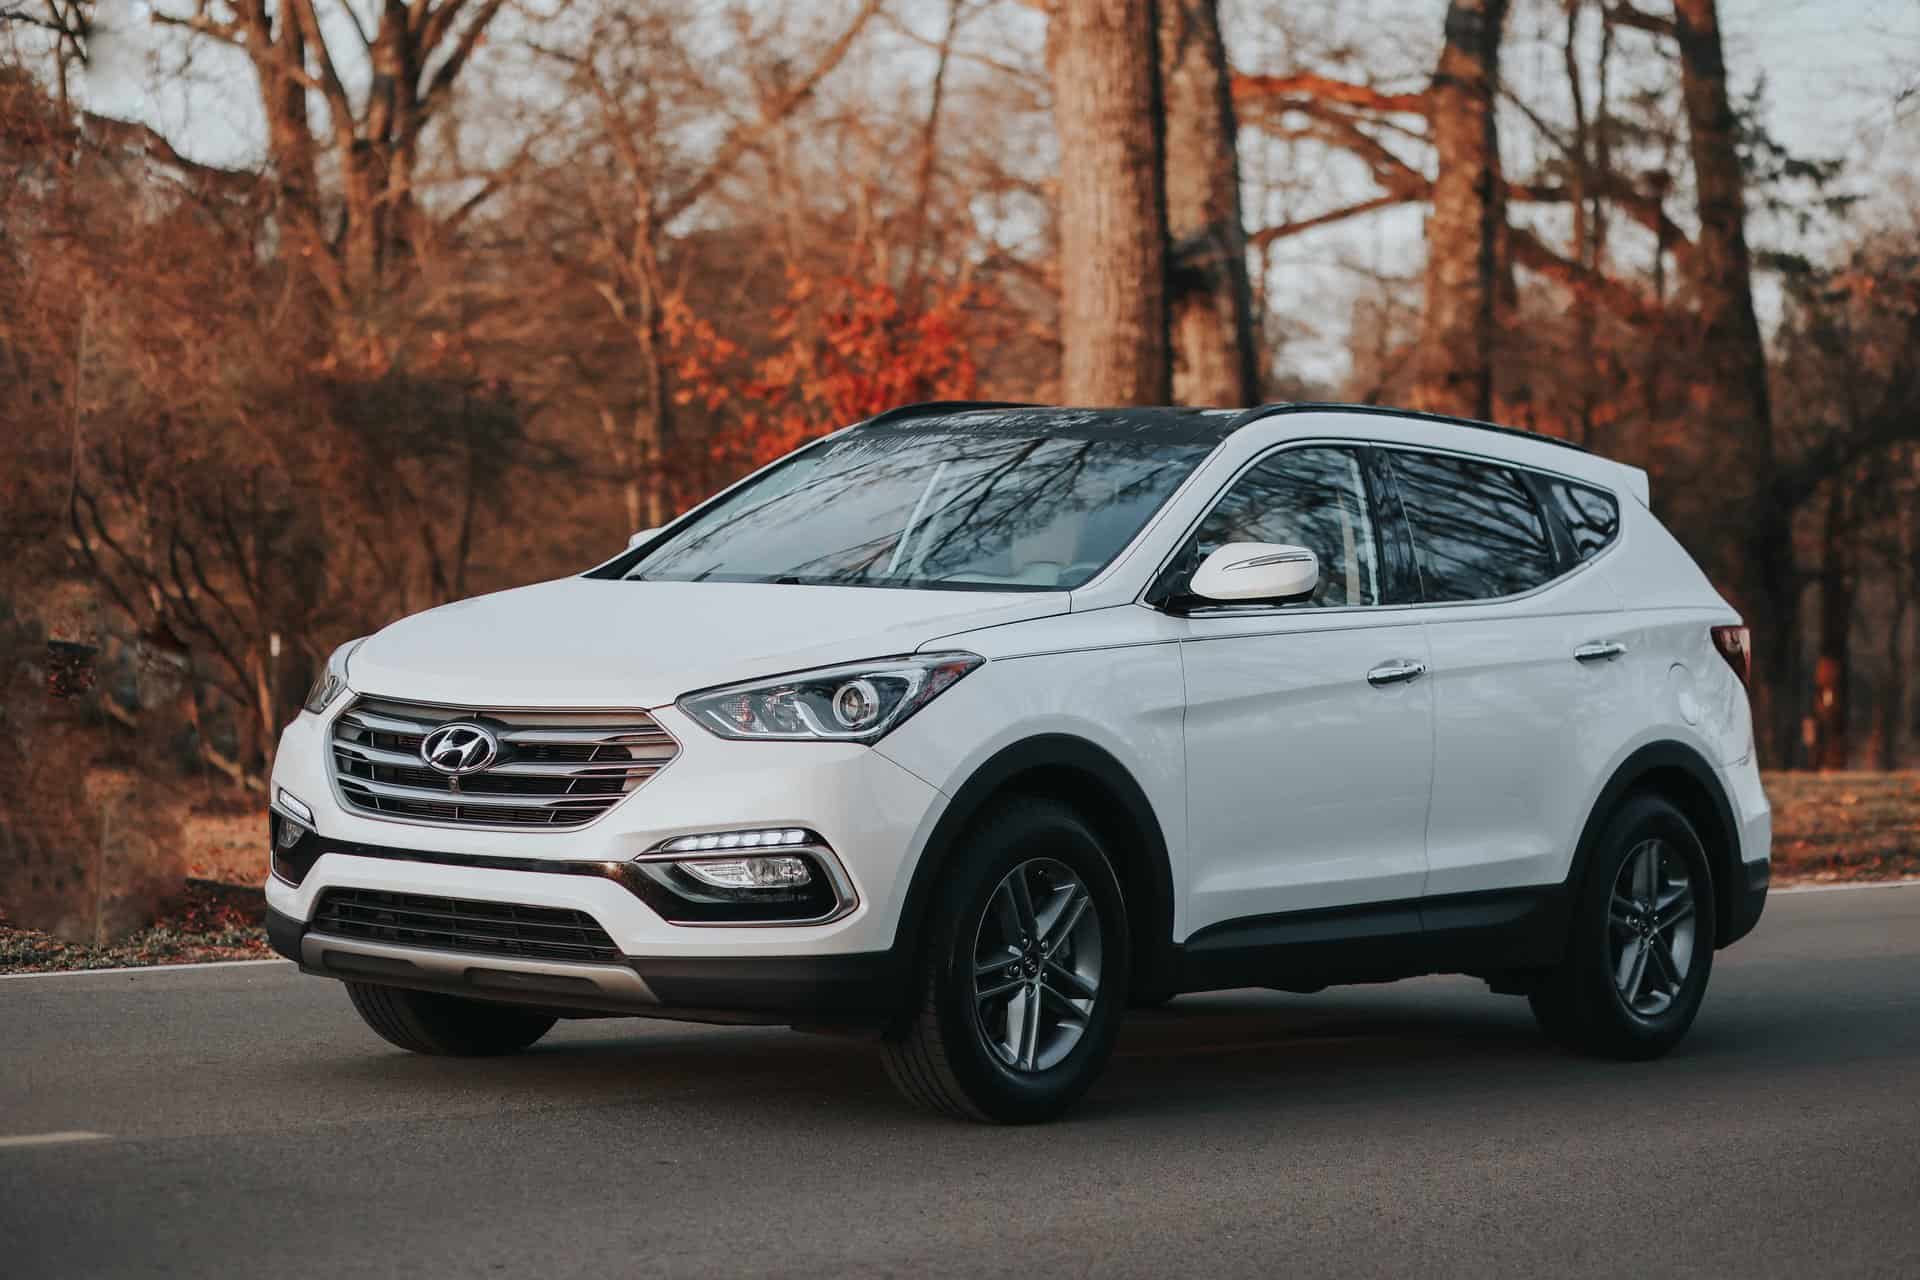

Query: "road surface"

xmin=4 ymin=884 xmax=1918 ymax=1277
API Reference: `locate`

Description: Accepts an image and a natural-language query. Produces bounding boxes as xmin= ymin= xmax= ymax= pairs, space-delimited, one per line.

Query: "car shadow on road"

xmin=275 ymin=974 xmax=1912 ymax=1134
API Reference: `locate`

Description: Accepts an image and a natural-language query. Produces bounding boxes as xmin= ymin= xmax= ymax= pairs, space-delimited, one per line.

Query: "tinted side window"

xmin=1190 ymin=446 xmax=1381 ymax=607
xmin=1544 ymin=479 xmax=1620 ymax=561
xmin=1390 ymin=451 xmax=1558 ymax=601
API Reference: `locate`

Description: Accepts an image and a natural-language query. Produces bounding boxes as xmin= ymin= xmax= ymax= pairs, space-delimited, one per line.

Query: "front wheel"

xmin=345 ymin=982 xmax=557 ymax=1057
xmin=1530 ymin=793 xmax=1716 ymax=1060
xmin=881 ymin=797 xmax=1130 ymax=1123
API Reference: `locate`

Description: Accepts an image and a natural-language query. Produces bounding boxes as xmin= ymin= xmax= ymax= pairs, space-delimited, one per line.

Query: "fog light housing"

xmin=630 ymin=829 xmax=854 ymax=925
xmin=276 ymin=788 xmax=315 ymax=829
xmin=269 ymin=790 xmax=320 ymax=886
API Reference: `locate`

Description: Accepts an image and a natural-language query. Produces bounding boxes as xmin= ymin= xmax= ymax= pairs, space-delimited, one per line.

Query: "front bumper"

xmin=265 ymin=905 xmax=905 ymax=1025
xmin=266 ymin=699 xmax=947 ymax=1022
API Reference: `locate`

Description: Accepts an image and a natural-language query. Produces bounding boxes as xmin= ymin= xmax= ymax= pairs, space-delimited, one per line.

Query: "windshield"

xmin=617 ymin=415 xmax=1217 ymax=591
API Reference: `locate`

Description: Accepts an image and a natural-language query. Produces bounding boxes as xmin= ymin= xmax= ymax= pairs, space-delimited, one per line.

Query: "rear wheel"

xmin=345 ymin=982 xmax=557 ymax=1057
xmin=881 ymin=797 xmax=1129 ymax=1123
xmin=1530 ymin=793 xmax=1716 ymax=1059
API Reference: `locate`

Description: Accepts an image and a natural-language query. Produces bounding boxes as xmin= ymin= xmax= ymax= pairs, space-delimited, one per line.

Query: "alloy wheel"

xmin=1609 ymin=838 xmax=1696 ymax=1018
xmin=970 ymin=857 xmax=1103 ymax=1073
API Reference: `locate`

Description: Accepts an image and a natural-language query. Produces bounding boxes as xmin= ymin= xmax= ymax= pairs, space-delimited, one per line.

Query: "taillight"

xmin=1711 ymin=625 xmax=1751 ymax=688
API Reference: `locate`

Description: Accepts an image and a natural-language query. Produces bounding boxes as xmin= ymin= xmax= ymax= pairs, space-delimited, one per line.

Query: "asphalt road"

xmin=3 ymin=885 xmax=1918 ymax=1279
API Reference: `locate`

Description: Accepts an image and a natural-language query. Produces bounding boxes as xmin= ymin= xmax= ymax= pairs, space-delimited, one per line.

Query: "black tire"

xmin=345 ymin=982 xmax=557 ymax=1057
xmin=1530 ymin=792 xmax=1717 ymax=1060
xmin=881 ymin=796 xmax=1130 ymax=1123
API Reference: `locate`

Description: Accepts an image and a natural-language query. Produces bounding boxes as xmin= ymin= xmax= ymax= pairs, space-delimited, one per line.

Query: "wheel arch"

xmin=891 ymin=734 xmax=1179 ymax=998
xmin=1572 ymin=741 xmax=1746 ymax=948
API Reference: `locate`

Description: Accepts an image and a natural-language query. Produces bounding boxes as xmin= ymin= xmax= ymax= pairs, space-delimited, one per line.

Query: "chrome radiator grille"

xmin=329 ymin=697 xmax=677 ymax=829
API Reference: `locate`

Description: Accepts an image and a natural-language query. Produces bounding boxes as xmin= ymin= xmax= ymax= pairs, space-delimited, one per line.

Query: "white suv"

xmin=266 ymin=402 xmax=1770 ymax=1122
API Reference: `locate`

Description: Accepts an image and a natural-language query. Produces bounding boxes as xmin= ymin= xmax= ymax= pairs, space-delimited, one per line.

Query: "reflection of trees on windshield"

xmin=625 ymin=425 xmax=1208 ymax=591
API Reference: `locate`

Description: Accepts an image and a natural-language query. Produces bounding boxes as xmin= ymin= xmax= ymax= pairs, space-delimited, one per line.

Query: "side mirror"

xmin=627 ymin=527 xmax=661 ymax=550
xmin=1188 ymin=542 xmax=1319 ymax=605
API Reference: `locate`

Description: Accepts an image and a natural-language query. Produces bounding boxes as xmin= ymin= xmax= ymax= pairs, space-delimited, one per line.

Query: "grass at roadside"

xmin=1766 ymin=771 xmax=1920 ymax=886
xmin=0 ymin=880 xmax=271 ymax=974
xmin=4 ymin=772 xmax=1917 ymax=974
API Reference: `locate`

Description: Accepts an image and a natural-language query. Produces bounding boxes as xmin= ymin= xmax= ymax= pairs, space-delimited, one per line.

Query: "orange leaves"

xmin=664 ymin=269 xmax=986 ymax=472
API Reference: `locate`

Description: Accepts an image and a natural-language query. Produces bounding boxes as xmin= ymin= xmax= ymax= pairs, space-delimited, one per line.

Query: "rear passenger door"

xmin=1175 ymin=444 xmax=1435 ymax=933
xmin=1385 ymin=449 xmax=1627 ymax=898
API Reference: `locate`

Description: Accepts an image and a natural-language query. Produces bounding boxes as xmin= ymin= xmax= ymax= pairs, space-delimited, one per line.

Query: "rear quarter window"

xmin=1543 ymin=479 xmax=1621 ymax=561
xmin=1388 ymin=450 xmax=1559 ymax=602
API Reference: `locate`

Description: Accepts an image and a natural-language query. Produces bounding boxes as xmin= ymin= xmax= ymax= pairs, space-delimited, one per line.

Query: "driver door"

xmin=1174 ymin=444 xmax=1435 ymax=935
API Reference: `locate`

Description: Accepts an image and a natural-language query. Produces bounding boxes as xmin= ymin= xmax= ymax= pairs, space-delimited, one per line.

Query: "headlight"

xmin=677 ymin=652 xmax=983 ymax=743
xmin=303 ymin=638 xmax=367 ymax=714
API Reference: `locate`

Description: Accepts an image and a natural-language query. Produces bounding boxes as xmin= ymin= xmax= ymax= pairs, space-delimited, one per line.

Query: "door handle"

xmin=1573 ymin=641 xmax=1627 ymax=663
xmin=1367 ymin=660 xmax=1427 ymax=687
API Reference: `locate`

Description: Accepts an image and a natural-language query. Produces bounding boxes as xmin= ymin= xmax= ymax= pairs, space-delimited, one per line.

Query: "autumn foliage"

xmin=704 ymin=272 xmax=986 ymax=471
xmin=2 ymin=2 xmax=1920 ymax=945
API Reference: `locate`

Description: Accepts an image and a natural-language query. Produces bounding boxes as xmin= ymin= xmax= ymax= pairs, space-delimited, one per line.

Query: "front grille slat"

xmin=338 ymin=776 xmax=640 ymax=810
xmin=313 ymin=888 xmax=622 ymax=964
xmin=329 ymin=697 xmax=678 ymax=829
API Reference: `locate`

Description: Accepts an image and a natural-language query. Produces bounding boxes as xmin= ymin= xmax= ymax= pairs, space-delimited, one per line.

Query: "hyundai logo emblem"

xmin=419 ymin=722 xmax=500 ymax=776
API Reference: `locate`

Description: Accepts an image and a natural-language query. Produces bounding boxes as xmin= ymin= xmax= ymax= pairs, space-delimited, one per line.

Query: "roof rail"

xmin=1228 ymin=402 xmax=1593 ymax=454
xmin=856 ymin=400 xmax=1041 ymax=429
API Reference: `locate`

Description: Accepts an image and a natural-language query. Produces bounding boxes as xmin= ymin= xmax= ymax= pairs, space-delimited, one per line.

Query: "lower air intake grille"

xmin=312 ymin=888 xmax=623 ymax=965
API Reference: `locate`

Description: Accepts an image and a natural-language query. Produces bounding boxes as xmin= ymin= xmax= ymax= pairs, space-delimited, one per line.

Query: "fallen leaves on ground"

xmin=0 ymin=880 xmax=270 ymax=974
xmin=1766 ymin=771 xmax=1920 ymax=885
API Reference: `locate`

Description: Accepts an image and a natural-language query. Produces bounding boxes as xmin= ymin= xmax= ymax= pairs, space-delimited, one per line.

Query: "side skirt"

xmin=1173 ymin=886 xmax=1572 ymax=995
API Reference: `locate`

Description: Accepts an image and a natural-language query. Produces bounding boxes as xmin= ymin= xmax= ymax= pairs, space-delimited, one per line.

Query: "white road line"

xmin=1775 ymin=877 xmax=1920 ymax=895
xmin=0 ymin=1132 xmax=110 ymax=1150
xmin=0 ymin=958 xmax=291 ymax=982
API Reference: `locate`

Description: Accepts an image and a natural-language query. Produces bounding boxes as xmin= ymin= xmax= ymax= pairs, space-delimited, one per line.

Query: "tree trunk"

xmin=1050 ymin=0 xmax=1171 ymax=404
xmin=1671 ymin=0 xmax=1784 ymax=757
xmin=1159 ymin=0 xmax=1260 ymax=406
xmin=1811 ymin=485 xmax=1853 ymax=771
xmin=1882 ymin=585 xmax=1909 ymax=772
xmin=1408 ymin=0 xmax=1511 ymax=421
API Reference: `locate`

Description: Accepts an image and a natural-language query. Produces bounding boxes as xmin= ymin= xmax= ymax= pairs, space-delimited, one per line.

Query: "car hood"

xmin=346 ymin=577 xmax=1065 ymax=709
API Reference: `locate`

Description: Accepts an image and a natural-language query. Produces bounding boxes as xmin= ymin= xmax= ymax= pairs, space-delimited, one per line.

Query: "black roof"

xmin=855 ymin=400 xmax=1592 ymax=454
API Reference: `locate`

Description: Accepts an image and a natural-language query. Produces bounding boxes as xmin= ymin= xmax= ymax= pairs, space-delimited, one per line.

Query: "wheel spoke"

xmin=1647 ymin=935 xmax=1681 ymax=994
xmin=1017 ymin=985 xmax=1042 ymax=1069
xmin=1044 ymin=889 xmax=1091 ymax=954
xmin=1038 ymin=981 xmax=1086 ymax=1022
xmin=1045 ymin=959 xmax=1098 ymax=1002
xmin=975 ymin=949 xmax=1016 ymax=978
xmin=1008 ymin=868 xmax=1039 ymax=938
xmin=1632 ymin=843 xmax=1658 ymax=905
xmin=1609 ymin=893 xmax=1639 ymax=930
xmin=1052 ymin=967 xmax=1098 ymax=1005
xmin=990 ymin=880 xmax=1023 ymax=945
xmin=976 ymin=976 xmax=1024 ymax=1002
xmin=1656 ymin=897 xmax=1694 ymax=934
xmin=1617 ymin=938 xmax=1650 ymax=1004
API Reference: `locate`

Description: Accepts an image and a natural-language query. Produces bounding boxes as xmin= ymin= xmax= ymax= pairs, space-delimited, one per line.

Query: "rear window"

xmin=1543 ymin=479 xmax=1620 ymax=561
xmin=1389 ymin=450 xmax=1559 ymax=602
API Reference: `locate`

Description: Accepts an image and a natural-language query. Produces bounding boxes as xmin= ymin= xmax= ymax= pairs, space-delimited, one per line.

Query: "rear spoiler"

xmin=1619 ymin=464 xmax=1652 ymax=506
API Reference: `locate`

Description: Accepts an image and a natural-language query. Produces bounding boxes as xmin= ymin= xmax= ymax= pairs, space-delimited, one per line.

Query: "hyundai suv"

xmin=265 ymin=402 xmax=1770 ymax=1122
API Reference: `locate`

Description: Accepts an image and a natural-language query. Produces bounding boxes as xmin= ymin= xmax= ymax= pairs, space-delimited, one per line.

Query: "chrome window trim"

xmin=1138 ymin=435 xmax=1623 ymax=620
